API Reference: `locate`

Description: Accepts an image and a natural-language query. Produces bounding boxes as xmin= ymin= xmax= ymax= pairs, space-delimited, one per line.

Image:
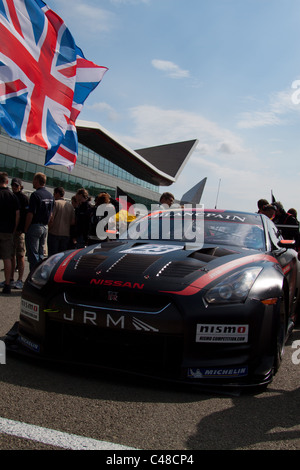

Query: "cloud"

xmin=86 ymin=102 xmax=119 ymax=121
xmin=237 ymin=110 xmax=283 ymax=129
xmin=124 ymin=105 xmax=248 ymax=161
xmin=52 ymin=0 xmax=116 ymax=33
xmin=237 ymin=87 xmax=300 ymax=129
xmin=151 ymin=60 xmax=190 ymax=79
xmin=115 ymin=105 xmax=267 ymax=211
xmin=218 ymin=142 xmax=238 ymax=154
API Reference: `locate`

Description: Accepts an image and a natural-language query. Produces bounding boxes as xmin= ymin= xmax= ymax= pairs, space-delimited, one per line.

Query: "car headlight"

xmin=30 ymin=253 xmax=65 ymax=288
xmin=204 ymin=267 xmax=262 ymax=304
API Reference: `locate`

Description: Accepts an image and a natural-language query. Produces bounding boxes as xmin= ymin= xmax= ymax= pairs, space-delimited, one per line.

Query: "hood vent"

xmin=157 ymin=260 xmax=203 ymax=278
xmin=106 ymin=254 xmax=161 ymax=275
xmin=92 ymin=241 xmax=126 ymax=253
xmin=74 ymin=254 xmax=108 ymax=274
xmin=189 ymin=246 xmax=237 ymax=262
xmin=157 ymin=246 xmax=237 ymax=278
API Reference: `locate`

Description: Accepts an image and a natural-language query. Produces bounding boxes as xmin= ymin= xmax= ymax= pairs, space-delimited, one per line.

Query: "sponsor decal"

xmin=120 ymin=244 xmax=184 ymax=255
xmin=187 ymin=366 xmax=248 ymax=378
xmin=282 ymin=263 xmax=291 ymax=275
xmin=90 ymin=279 xmax=144 ymax=289
xmin=19 ymin=335 xmax=40 ymax=353
xmin=196 ymin=324 xmax=249 ymax=343
xmin=204 ymin=213 xmax=246 ymax=222
xmin=131 ymin=317 xmax=159 ymax=332
xmin=21 ymin=299 xmax=39 ymax=321
xmin=63 ymin=309 xmax=159 ymax=331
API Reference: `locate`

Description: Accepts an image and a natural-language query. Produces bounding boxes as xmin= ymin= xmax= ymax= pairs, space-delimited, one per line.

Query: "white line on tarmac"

xmin=0 ymin=417 xmax=136 ymax=450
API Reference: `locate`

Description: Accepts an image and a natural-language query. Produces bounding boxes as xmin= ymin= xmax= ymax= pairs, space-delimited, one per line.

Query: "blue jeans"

xmin=47 ymin=232 xmax=70 ymax=257
xmin=25 ymin=224 xmax=47 ymax=271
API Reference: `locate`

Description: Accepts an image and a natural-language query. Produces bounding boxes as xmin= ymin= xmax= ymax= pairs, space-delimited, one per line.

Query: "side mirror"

xmin=278 ymin=239 xmax=296 ymax=249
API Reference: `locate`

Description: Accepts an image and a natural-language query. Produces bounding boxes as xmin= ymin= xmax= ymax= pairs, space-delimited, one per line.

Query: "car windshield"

xmin=203 ymin=219 xmax=265 ymax=249
xmin=120 ymin=210 xmax=266 ymax=250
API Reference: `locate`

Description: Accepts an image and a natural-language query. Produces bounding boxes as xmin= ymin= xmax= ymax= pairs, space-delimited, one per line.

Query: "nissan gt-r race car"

xmin=5 ymin=208 xmax=300 ymax=389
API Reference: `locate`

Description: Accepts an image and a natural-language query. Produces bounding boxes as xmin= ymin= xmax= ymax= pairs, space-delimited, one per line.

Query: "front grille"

xmin=45 ymin=319 xmax=183 ymax=378
xmin=65 ymin=287 xmax=170 ymax=312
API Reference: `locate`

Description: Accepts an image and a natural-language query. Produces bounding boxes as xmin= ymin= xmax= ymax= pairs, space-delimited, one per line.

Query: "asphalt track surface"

xmin=0 ymin=264 xmax=299 ymax=452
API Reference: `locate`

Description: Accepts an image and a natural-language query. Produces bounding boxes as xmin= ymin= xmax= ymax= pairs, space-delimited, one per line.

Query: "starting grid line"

xmin=0 ymin=417 xmax=136 ymax=450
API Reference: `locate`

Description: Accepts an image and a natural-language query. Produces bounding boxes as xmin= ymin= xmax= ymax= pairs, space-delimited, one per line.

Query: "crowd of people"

xmin=0 ymin=171 xmax=135 ymax=295
xmin=1 ymin=169 xmax=300 ymax=296
xmin=257 ymin=198 xmax=299 ymax=247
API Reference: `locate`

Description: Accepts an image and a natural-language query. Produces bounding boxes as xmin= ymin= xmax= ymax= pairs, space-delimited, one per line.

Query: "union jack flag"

xmin=0 ymin=0 xmax=108 ymax=170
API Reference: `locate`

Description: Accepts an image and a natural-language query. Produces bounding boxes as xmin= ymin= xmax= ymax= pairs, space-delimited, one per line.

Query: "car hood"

xmin=52 ymin=240 xmax=267 ymax=293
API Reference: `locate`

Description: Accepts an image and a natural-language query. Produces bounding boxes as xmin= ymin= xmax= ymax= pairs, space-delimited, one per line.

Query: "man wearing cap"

xmin=0 ymin=172 xmax=20 ymax=294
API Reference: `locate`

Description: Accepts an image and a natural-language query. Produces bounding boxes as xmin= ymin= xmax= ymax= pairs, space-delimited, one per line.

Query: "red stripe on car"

xmin=160 ymin=253 xmax=279 ymax=296
xmin=54 ymin=250 xmax=82 ymax=284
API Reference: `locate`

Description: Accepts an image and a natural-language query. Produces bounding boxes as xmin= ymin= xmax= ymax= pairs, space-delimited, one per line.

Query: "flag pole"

xmin=215 ymin=179 xmax=221 ymax=209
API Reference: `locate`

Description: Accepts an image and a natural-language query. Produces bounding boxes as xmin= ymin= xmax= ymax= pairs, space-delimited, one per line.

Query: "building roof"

xmin=76 ymin=120 xmax=198 ymax=187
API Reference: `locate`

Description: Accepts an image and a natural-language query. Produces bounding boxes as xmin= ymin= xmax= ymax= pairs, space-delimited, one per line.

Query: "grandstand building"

xmin=0 ymin=120 xmax=198 ymax=206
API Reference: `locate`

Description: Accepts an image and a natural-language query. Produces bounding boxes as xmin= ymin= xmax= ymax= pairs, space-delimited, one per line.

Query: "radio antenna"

xmin=215 ymin=179 xmax=221 ymax=209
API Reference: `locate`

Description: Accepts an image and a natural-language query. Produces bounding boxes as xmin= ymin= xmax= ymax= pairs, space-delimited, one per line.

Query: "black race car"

xmin=6 ymin=208 xmax=300 ymax=389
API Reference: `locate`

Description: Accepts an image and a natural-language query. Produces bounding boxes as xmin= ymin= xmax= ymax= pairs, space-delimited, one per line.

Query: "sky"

xmin=49 ymin=0 xmax=300 ymax=213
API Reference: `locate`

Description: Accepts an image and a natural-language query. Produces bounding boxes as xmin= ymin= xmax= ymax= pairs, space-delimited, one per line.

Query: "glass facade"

xmin=0 ymin=127 xmax=160 ymax=207
xmin=77 ymin=142 xmax=159 ymax=193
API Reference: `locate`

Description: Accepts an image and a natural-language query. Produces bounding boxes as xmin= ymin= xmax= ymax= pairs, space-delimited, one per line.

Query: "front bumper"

xmin=5 ymin=281 xmax=279 ymax=389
